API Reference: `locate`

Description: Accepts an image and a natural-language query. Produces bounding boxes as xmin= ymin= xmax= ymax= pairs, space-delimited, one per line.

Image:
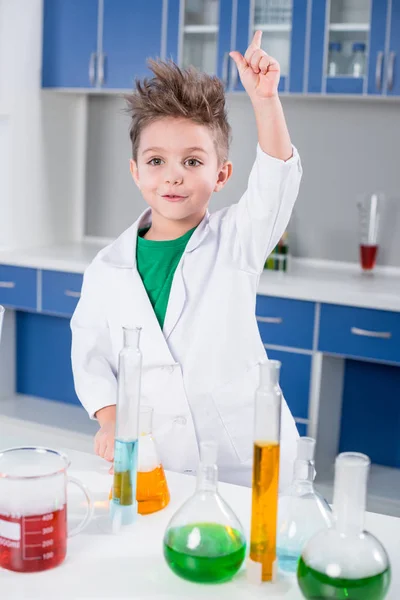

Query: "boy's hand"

xmin=230 ymin=31 xmax=280 ymax=101
xmin=94 ymin=420 xmax=115 ymax=464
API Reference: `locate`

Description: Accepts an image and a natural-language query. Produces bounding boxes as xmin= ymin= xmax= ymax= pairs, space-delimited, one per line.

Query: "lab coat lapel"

xmin=163 ymin=212 xmax=210 ymax=340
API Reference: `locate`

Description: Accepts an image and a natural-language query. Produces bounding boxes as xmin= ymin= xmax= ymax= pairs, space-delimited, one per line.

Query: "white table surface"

xmin=1 ymin=420 xmax=399 ymax=599
xmin=1 ymin=242 xmax=400 ymax=311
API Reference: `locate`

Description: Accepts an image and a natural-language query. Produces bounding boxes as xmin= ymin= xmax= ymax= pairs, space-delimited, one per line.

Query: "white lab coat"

xmin=71 ymin=144 xmax=303 ymax=489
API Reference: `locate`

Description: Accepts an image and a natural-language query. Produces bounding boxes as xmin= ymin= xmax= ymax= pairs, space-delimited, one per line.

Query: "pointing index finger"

xmin=252 ymin=30 xmax=262 ymax=49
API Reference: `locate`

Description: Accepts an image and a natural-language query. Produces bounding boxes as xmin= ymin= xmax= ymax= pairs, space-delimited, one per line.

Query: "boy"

xmin=71 ymin=31 xmax=302 ymax=489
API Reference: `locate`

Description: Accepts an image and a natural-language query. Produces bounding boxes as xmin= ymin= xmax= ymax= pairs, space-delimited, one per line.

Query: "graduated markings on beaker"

xmin=250 ymin=441 xmax=280 ymax=581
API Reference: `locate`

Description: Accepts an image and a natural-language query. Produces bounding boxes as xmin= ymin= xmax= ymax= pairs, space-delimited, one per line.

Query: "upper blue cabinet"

xmin=42 ymin=0 xmax=400 ymax=96
xmin=42 ymin=0 xmax=163 ymax=89
xmin=308 ymin=0 xmax=400 ymax=96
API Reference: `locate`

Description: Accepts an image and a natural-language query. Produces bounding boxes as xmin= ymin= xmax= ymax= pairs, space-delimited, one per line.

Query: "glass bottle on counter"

xmin=350 ymin=42 xmax=366 ymax=77
xmin=277 ymin=437 xmax=333 ymax=575
xmin=297 ymin=452 xmax=391 ymax=599
xmin=163 ymin=440 xmax=246 ymax=584
xmin=328 ymin=42 xmax=342 ymax=76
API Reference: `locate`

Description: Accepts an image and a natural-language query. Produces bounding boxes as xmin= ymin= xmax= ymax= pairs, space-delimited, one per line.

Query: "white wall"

xmin=84 ymin=93 xmax=400 ymax=266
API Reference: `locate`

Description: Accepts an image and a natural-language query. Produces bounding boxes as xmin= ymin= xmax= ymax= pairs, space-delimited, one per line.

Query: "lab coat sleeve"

xmin=232 ymin=144 xmax=302 ymax=273
xmin=70 ymin=261 xmax=117 ymax=420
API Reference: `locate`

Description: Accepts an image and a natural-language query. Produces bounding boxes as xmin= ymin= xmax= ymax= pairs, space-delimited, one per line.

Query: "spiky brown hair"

xmin=125 ymin=59 xmax=231 ymax=164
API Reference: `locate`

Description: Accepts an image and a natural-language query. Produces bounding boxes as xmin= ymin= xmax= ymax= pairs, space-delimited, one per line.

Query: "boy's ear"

xmin=130 ymin=159 xmax=140 ymax=188
xmin=214 ymin=161 xmax=233 ymax=192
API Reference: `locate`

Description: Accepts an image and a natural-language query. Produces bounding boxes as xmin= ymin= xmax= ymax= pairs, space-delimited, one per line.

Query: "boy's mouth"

xmin=162 ymin=194 xmax=187 ymax=203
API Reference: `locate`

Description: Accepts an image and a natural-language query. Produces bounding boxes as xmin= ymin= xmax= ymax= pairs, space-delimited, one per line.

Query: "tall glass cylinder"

xmin=110 ymin=327 xmax=142 ymax=526
xmin=248 ymin=360 xmax=281 ymax=583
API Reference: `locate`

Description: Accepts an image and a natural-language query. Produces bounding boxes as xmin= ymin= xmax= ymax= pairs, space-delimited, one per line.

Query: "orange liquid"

xmin=109 ymin=465 xmax=170 ymax=515
xmin=250 ymin=442 xmax=280 ymax=581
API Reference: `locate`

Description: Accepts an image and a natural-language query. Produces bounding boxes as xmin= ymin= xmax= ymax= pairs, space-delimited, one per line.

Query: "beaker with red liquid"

xmin=0 ymin=447 xmax=93 ymax=573
xmin=357 ymin=193 xmax=383 ymax=272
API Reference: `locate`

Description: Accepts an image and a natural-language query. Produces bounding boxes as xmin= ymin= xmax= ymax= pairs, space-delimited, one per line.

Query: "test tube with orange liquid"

xmin=110 ymin=406 xmax=170 ymax=515
xmin=248 ymin=361 xmax=281 ymax=584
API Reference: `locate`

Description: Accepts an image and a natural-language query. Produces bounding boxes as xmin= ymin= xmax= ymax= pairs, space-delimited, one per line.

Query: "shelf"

xmin=183 ymin=25 xmax=218 ymax=34
xmin=254 ymin=23 xmax=291 ymax=33
xmin=329 ymin=23 xmax=370 ymax=32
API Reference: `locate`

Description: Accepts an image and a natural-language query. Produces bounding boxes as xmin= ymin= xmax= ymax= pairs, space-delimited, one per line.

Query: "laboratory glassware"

xmin=357 ymin=193 xmax=384 ymax=272
xmin=110 ymin=326 xmax=142 ymax=526
xmin=350 ymin=42 xmax=366 ymax=77
xmin=136 ymin=405 xmax=170 ymax=515
xmin=277 ymin=436 xmax=333 ymax=574
xmin=163 ymin=440 xmax=246 ymax=584
xmin=248 ymin=360 xmax=281 ymax=583
xmin=0 ymin=447 xmax=93 ymax=573
xmin=298 ymin=452 xmax=391 ymax=599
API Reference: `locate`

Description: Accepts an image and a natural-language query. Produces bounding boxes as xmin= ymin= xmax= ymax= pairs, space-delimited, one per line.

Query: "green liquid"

xmin=297 ymin=557 xmax=391 ymax=600
xmin=163 ymin=523 xmax=246 ymax=584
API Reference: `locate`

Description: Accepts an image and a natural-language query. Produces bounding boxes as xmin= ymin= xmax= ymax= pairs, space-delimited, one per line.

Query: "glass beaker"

xmin=0 ymin=446 xmax=93 ymax=573
xmin=163 ymin=440 xmax=246 ymax=584
xmin=137 ymin=406 xmax=170 ymax=515
xmin=277 ymin=437 xmax=333 ymax=575
xmin=298 ymin=452 xmax=391 ymax=599
xmin=357 ymin=193 xmax=383 ymax=272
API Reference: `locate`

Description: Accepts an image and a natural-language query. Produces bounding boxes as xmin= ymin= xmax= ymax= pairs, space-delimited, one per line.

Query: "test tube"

xmin=110 ymin=326 xmax=142 ymax=527
xmin=248 ymin=360 xmax=281 ymax=583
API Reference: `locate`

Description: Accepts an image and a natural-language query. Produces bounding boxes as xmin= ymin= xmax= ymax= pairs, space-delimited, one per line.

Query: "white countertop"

xmin=1 ymin=242 xmax=400 ymax=312
xmin=1 ymin=419 xmax=400 ymax=600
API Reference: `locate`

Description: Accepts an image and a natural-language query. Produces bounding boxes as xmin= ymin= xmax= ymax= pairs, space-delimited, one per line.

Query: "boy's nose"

xmin=165 ymin=174 xmax=183 ymax=184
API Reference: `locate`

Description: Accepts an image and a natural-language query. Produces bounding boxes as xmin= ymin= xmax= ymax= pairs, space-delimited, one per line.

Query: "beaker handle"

xmin=67 ymin=476 xmax=94 ymax=537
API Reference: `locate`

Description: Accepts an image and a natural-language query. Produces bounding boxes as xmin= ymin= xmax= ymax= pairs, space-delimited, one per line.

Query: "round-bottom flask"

xmin=163 ymin=441 xmax=246 ymax=584
xmin=297 ymin=452 xmax=391 ymax=599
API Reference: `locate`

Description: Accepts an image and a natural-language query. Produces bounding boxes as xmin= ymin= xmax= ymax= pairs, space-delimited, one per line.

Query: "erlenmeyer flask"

xmin=277 ymin=437 xmax=333 ymax=575
xmin=137 ymin=406 xmax=170 ymax=515
xmin=298 ymin=452 xmax=391 ymax=599
xmin=163 ymin=441 xmax=246 ymax=584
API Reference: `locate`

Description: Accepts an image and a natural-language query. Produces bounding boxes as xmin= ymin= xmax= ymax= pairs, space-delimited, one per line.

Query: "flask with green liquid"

xmin=297 ymin=452 xmax=391 ymax=599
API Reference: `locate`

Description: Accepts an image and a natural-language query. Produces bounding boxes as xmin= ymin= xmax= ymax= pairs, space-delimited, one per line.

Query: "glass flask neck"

xmin=196 ymin=441 xmax=218 ymax=493
xmin=254 ymin=361 xmax=281 ymax=443
xmin=333 ymin=452 xmax=370 ymax=536
xmin=292 ymin=437 xmax=316 ymax=485
xmin=123 ymin=326 xmax=141 ymax=349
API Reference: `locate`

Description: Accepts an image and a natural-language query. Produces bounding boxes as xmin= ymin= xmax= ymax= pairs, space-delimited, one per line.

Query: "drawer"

xmin=256 ymin=295 xmax=315 ymax=350
xmin=266 ymin=349 xmax=311 ymax=420
xmin=319 ymin=304 xmax=400 ymax=364
xmin=0 ymin=265 xmax=37 ymax=310
xmin=42 ymin=270 xmax=83 ymax=316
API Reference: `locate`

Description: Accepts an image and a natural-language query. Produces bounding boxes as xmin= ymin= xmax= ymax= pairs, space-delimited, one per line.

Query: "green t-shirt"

xmin=136 ymin=226 xmax=196 ymax=329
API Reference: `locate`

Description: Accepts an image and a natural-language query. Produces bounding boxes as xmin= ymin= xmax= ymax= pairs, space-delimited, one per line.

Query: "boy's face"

xmin=130 ymin=117 xmax=232 ymax=225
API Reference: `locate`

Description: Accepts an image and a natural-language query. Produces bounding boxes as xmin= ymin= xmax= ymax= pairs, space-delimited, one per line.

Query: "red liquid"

xmin=0 ymin=506 xmax=67 ymax=572
xmin=360 ymin=244 xmax=378 ymax=270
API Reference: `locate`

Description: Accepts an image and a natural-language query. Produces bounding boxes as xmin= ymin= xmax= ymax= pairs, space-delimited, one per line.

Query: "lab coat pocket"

xmin=211 ymin=363 xmax=260 ymax=464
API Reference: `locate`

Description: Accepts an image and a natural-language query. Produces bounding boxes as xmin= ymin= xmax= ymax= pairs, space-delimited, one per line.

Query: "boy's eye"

xmin=148 ymin=158 xmax=164 ymax=166
xmin=184 ymin=158 xmax=202 ymax=167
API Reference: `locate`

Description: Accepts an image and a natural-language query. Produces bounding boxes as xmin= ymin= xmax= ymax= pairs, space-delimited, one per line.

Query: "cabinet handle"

xmin=387 ymin=51 xmax=396 ymax=91
xmin=89 ymin=52 xmax=97 ymax=86
xmin=98 ymin=53 xmax=105 ymax=86
xmin=0 ymin=281 xmax=15 ymax=289
xmin=351 ymin=326 xmax=391 ymax=340
xmin=375 ymin=51 xmax=384 ymax=90
xmin=65 ymin=290 xmax=81 ymax=299
xmin=222 ymin=51 xmax=229 ymax=87
xmin=256 ymin=316 xmax=283 ymax=324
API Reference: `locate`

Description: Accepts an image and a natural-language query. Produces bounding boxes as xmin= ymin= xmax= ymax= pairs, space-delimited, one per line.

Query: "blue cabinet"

xmin=256 ymin=295 xmax=315 ymax=350
xmin=101 ymin=0 xmax=163 ymax=88
xmin=42 ymin=0 xmax=99 ymax=88
xmin=42 ymin=271 xmax=83 ymax=317
xmin=266 ymin=348 xmax=311 ymax=420
xmin=308 ymin=0 xmax=400 ymax=97
xmin=0 ymin=265 xmax=37 ymax=311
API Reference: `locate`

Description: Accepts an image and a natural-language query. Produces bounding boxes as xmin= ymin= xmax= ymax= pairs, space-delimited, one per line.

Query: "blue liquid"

xmin=277 ymin=548 xmax=300 ymax=574
xmin=110 ymin=439 xmax=138 ymax=525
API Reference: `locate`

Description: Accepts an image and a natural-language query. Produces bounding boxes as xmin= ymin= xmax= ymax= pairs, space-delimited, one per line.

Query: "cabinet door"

xmin=101 ymin=0 xmax=163 ymax=89
xmin=308 ymin=0 xmax=372 ymax=95
xmin=234 ymin=0 xmax=306 ymax=93
xmin=367 ymin=0 xmax=390 ymax=95
xmin=386 ymin=0 xmax=400 ymax=96
xmin=175 ymin=0 xmax=233 ymax=84
xmin=42 ymin=0 xmax=99 ymax=88
xmin=265 ymin=348 xmax=311 ymax=420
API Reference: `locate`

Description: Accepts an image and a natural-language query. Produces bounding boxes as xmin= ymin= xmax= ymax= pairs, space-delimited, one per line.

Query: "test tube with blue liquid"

xmin=109 ymin=326 xmax=142 ymax=527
